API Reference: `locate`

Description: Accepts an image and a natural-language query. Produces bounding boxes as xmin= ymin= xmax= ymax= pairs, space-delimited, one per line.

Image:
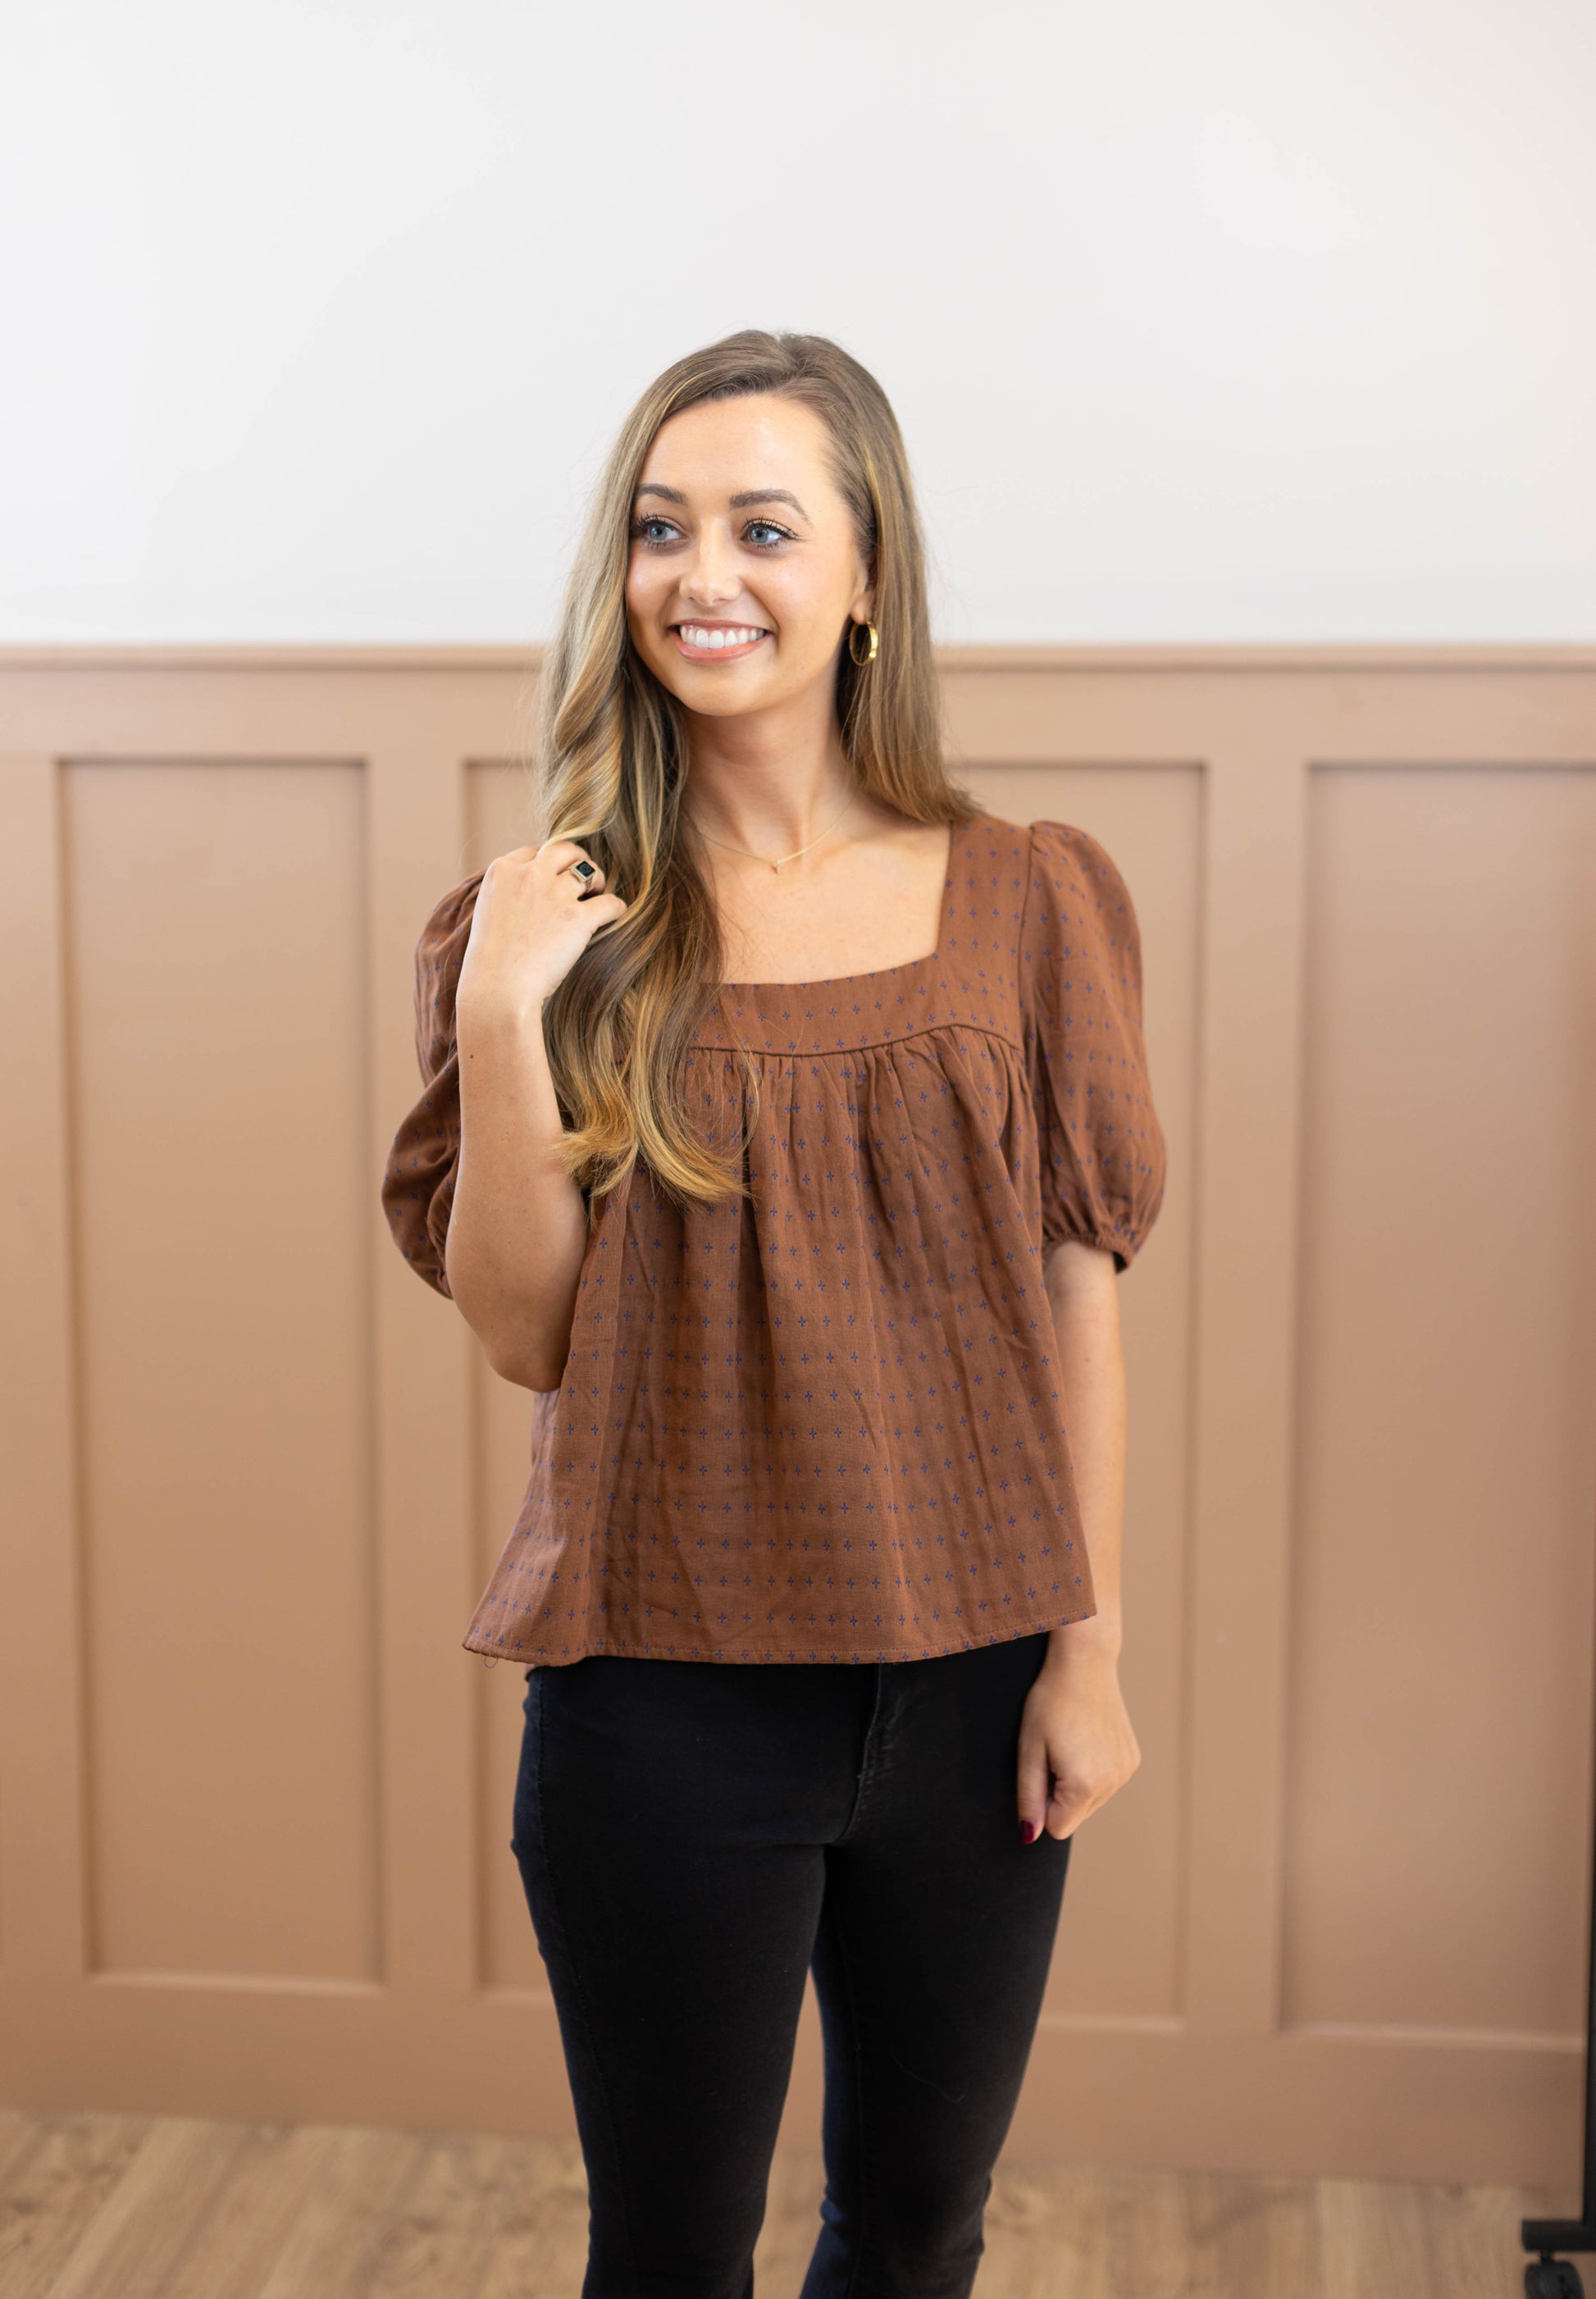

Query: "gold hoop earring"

xmin=848 ymin=620 xmax=878 ymax=667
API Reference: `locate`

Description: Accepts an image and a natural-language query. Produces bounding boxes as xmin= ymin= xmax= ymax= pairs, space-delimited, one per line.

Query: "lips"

xmin=673 ymin=622 xmax=768 ymax=660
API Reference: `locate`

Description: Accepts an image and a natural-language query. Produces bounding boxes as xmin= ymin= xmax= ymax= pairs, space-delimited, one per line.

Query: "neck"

xmin=679 ymin=681 xmax=856 ymax=860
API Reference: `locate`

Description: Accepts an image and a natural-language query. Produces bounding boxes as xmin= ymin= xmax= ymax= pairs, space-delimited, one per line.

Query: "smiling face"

xmin=624 ymin=391 xmax=874 ymax=723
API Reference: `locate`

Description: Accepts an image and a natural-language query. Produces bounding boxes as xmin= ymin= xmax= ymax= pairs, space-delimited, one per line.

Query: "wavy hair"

xmin=536 ymin=328 xmax=975 ymax=1209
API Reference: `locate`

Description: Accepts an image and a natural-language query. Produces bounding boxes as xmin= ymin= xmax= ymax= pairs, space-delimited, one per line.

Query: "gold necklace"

xmin=688 ymin=791 xmax=856 ymax=874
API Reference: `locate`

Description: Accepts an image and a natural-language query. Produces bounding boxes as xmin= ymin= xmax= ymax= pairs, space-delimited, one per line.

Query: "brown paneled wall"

xmin=2 ymin=647 xmax=1594 ymax=2184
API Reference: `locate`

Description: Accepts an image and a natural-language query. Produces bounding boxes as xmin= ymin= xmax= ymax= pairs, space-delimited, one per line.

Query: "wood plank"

xmin=467 ymin=2133 xmax=589 ymax=2299
xmin=153 ymin=2125 xmax=338 ymax=2299
xmin=332 ymin=2128 xmax=524 ymax=2297
xmin=0 ymin=2112 xmax=44 ymax=2185
xmin=1178 ymin=2170 xmax=1326 ymax=2299
xmin=251 ymin=2127 xmax=429 ymax=2299
xmin=16 ymin=2118 xmax=239 ymax=2299
xmin=0 ymin=2110 xmax=1577 ymax=2299
xmin=984 ymin=2158 xmax=1119 ymax=2295
xmin=0 ymin=2114 xmax=150 ymax=2299
xmin=1316 ymin=2175 xmax=1545 ymax=2299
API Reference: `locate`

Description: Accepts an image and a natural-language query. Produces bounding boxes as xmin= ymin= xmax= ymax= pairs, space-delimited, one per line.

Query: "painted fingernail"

xmin=1019 ymin=1821 xmax=1037 ymax=1844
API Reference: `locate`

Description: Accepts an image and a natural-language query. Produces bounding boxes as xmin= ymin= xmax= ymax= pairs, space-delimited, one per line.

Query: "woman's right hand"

xmin=445 ymin=838 xmax=618 ymax=1384
xmin=456 ymin=838 xmax=627 ymax=1033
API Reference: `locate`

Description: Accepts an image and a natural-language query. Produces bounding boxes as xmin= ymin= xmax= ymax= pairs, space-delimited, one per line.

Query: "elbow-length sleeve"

xmin=380 ymin=870 xmax=485 ymax=1298
xmin=1019 ymin=819 xmax=1167 ymax=1270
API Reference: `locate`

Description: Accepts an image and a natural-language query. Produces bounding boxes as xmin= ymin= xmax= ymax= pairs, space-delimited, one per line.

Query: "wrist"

xmin=1043 ymin=1611 xmax=1123 ymax=1670
xmin=457 ymin=989 xmax=553 ymax=1058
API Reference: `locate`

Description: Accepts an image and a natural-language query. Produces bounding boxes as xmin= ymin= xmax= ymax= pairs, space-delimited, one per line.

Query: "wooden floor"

xmin=0 ymin=2108 xmax=1566 ymax=2297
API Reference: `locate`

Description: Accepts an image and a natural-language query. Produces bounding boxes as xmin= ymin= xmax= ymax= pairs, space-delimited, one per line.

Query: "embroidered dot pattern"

xmin=380 ymin=814 xmax=1167 ymax=1666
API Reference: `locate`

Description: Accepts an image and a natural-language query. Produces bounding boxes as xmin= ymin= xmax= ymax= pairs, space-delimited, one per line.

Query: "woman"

xmin=381 ymin=330 xmax=1165 ymax=2299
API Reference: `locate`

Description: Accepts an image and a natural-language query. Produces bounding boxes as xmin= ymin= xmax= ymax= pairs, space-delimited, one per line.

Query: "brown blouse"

xmin=381 ymin=811 xmax=1166 ymax=1667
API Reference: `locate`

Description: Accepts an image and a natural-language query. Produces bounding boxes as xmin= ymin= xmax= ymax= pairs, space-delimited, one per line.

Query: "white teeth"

xmin=680 ymin=623 xmax=763 ymax=650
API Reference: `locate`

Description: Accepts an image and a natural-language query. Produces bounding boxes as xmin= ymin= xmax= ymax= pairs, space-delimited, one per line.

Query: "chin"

xmin=648 ymin=660 xmax=773 ymax=716
xmin=682 ymin=683 xmax=769 ymax=719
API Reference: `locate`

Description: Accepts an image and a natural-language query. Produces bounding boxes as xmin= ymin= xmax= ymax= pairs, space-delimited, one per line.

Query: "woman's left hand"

xmin=1015 ymin=1640 xmax=1142 ymax=1843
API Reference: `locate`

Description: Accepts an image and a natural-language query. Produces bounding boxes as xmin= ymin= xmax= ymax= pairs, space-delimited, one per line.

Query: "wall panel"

xmin=2 ymin=647 xmax=1594 ymax=2188
xmin=1283 ymin=764 xmax=1596 ymax=2037
xmin=62 ymin=759 xmax=379 ymax=1980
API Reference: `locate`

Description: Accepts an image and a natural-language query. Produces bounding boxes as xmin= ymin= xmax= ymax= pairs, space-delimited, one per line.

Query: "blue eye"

xmin=631 ymin=512 xmax=794 ymax=550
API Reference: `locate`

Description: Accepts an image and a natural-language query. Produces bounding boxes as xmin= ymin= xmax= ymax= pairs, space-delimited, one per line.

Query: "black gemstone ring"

xmin=572 ymin=859 xmax=597 ymax=884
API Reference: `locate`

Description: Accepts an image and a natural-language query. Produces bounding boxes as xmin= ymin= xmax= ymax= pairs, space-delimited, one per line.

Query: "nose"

xmin=679 ymin=520 xmax=742 ymax=610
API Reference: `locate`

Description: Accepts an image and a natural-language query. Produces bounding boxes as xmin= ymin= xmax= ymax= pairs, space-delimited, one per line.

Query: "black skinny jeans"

xmin=510 ymin=1628 xmax=1073 ymax=2299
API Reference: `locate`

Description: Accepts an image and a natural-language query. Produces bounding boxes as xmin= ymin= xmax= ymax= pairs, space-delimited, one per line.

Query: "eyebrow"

xmin=632 ymin=483 xmax=809 ymax=517
xmin=730 ymin=489 xmax=808 ymax=515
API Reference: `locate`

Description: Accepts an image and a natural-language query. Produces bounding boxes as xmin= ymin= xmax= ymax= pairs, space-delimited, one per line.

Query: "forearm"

xmin=1041 ymin=1241 xmax=1128 ymax=1669
xmin=445 ymin=1002 xmax=589 ymax=1389
xmin=1017 ymin=1240 xmax=1139 ymax=1841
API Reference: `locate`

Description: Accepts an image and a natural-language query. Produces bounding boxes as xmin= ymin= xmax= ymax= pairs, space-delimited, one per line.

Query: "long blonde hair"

xmin=538 ymin=328 xmax=975 ymax=1210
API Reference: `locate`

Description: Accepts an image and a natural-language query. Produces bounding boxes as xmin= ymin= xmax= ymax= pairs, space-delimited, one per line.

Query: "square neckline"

xmin=714 ymin=814 xmax=966 ymax=995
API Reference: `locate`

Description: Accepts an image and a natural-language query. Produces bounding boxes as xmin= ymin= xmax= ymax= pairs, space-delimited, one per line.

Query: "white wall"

xmin=3 ymin=0 xmax=1593 ymax=645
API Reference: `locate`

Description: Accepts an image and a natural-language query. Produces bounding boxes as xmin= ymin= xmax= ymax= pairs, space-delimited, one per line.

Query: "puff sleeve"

xmin=380 ymin=870 xmax=485 ymax=1298
xmin=1019 ymin=820 xmax=1167 ymax=1270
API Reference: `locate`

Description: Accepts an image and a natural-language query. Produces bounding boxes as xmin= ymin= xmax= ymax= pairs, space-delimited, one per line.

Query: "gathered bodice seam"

xmin=689 ymin=1006 xmax=1026 ymax=1060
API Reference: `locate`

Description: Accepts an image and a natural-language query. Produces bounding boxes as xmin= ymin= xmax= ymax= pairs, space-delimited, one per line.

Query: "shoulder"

xmin=956 ymin=811 xmax=1131 ymax=909
xmin=1023 ymin=820 xmax=1142 ymax=947
xmin=948 ymin=810 xmax=1032 ymax=940
xmin=1017 ymin=820 xmax=1148 ymax=1034
xmin=953 ymin=809 xmax=1028 ymax=880
xmin=1026 ymin=819 xmax=1130 ymax=903
xmin=955 ymin=809 xmax=1028 ymax=855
